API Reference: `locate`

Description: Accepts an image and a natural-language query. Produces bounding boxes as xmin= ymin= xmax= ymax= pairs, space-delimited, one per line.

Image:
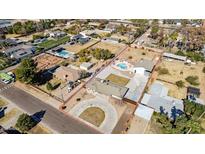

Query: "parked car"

xmin=1 ymin=79 xmax=11 ymax=84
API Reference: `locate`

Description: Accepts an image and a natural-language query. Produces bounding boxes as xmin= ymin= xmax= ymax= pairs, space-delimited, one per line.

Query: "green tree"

xmin=203 ymin=67 xmax=205 ymax=73
xmin=46 ymin=82 xmax=54 ymax=91
xmin=12 ymin=22 xmax=24 ymax=34
xmin=15 ymin=58 xmax=37 ymax=84
xmin=176 ymin=80 xmax=185 ymax=88
xmin=15 ymin=113 xmax=37 ymax=133
xmin=185 ymin=75 xmax=199 ymax=86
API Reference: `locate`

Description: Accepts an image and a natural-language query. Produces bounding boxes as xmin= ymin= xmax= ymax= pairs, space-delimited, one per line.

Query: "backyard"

xmin=63 ymin=39 xmax=99 ymax=53
xmin=106 ymin=74 xmax=130 ymax=86
xmin=118 ymin=47 xmax=159 ymax=63
xmin=38 ymin=36 xmax=70 ymax=50
xmin=156 ymin=60 xmax=205 ymax=100
xmin=91 ymin=41 xmax=125 ymax=54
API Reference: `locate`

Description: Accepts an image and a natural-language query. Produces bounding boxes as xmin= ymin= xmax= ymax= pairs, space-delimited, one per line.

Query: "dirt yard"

xmin=91 ymin=41 xmax=125 ymax=54
xmin=79 ymin=107 xmax=105 ymax=127
xmin=158 ymin=80 xmax=187 ymax=99
xmin=156 ymin=60 xmax=205 ymax=101
xmin=118 ymin=47 xmax=160 ymax=63
xmin=33 ymin=53 xmax=63 ymax=71
xmin=63 ymin=39 xmax=98 ymax=53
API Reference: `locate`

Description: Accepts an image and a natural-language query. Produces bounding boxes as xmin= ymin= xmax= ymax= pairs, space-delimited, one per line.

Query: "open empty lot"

xmin=118 ymin=47 xmax=159 ymax=63
xmin=91 ymin=41 xmax=125 ymax=54
xmin=157 ymin=60 xmax=205 ymax=101
xmin=63 ymin=39 xmax=99 ymax=53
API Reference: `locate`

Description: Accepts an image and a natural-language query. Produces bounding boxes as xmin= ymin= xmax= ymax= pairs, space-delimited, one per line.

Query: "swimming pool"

xmin=55 ymin=50 xmax=74 ymax=59
xmin=117 ymin=63 xmax=128 ymax=70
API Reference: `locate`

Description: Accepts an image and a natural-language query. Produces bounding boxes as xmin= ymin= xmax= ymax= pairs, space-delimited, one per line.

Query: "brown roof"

xmin=53 ymin=66 xmax=81 ymax=82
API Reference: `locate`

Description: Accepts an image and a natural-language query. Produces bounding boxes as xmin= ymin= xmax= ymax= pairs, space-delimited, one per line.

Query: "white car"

xmin=1 ymin=79 xmax=11 ymax=84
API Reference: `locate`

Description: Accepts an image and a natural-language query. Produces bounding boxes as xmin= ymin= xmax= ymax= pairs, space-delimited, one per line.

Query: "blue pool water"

xmin=117 ymin=63 xmax=128 ymax=70
xmin=55 ymin=50 xmax=74 ymax=59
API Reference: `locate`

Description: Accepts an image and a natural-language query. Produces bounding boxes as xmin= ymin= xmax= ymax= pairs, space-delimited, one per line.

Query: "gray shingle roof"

xmin=87 ymin=78 xmax=129 ymax=99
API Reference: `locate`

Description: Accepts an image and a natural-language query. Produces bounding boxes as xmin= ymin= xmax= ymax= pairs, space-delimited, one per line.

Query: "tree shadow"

xmin=31 ymin=110 xmax=46 ymax=123
xmin=0 ymin=107 xmax=7 ymax=119
xmin=171 ymin=106 xmax=183 ymax=121
xmin=5 ymin=127 xmax=21 ymax=134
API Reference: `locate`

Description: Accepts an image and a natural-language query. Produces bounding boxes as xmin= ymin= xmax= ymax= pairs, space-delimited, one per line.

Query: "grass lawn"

xmin=38 ymin=36 xmax=70 ymax=50
xmin=28 ymin=124 xmax=52 ymax=134
xmin=106 ymin=74 xmax=130 ymax=86
xmin=39 ymin=77 xmax=62 ymax=93
xmin=0 ymin=108 xmax=20 ymax=124
xmin=79 ymin=107 xmax=105 ymax=127
xmin=0 ymin=98 xmax=8 ymax=107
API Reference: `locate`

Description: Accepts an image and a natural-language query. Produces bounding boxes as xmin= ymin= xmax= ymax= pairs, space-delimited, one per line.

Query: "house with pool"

xmin=86 ymin=59 xmax=155 ymax=104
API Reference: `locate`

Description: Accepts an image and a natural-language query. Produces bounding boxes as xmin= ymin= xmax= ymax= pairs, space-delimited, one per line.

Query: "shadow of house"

xmin=0 ymin=107 xmax=7 ymax=119
xmin=31 ymin=110 xmax=46 ymax=123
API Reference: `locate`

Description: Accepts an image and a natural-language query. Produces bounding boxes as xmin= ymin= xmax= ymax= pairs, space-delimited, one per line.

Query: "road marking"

xmin=0 ymin=83 xmax=14 ymax=93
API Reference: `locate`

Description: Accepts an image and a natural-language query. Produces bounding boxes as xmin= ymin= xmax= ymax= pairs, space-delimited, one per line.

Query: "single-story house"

xmin=141 ymin=81 xmax=184 ymax=119
xmin=86 ymin=78 xmax=129 ymax=100
xmin=71 ymin=33 xmax=90 ymax=44
xmin=2 ymin=44 xmax=35 ymax=56
xmin=163 ymin=52 xmax=187 ymax=61
xmin=49 ymin=31 xmax=66 ymax=38
xmin=134 ymin=104 xmax=154 ymax=121
xmin=2 ymin=44 xmax=35 ymax=61
xmin=53 ymin=65 xmax=82 ymax=82
xmin=80 ymin=62 xmax=94 ymax=71
xmin=102 ymin=37 xmax=120 ymax=44
xmin=134 ymin=59 xmax=155 ymax=73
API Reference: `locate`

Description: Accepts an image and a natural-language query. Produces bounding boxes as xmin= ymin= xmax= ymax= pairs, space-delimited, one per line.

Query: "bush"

xmin=185 ymin=76 xmax=199 ymax=86
xmin=15 ymin=113 xmax=37 ymax=133
xmin=176 ymin=80 xmax=185 ymax=88
xmin=158 ymin=68 xmax=169 ymax=75
xmin=128 ymin=56 xmax=132 ymax=59
xmin=203 ymin=67 xmax=205 ymax=73
xmin=142 ymin=52 xmax=146 ymax=55
xmin=79 ymin=56 xmax=90 ymax=62
xmin=46 ymin=82 xmax=54 ymax=91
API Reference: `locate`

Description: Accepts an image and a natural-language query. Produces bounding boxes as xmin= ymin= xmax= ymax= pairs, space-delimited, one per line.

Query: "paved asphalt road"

xmin=0 ymin=82 xmax=101 ymax=134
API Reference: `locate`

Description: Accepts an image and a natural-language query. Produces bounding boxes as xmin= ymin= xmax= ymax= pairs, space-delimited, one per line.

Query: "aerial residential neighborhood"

xmin=1 ymin=19 xmax=205 ymax=134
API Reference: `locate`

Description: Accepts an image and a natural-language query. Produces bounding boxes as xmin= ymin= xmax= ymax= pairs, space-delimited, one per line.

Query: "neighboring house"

xmin=141 ymin=81 xmax=184 ymax=119
xmin=53 ymin=65 xmax=82 ymax=82
xmin=134 ymin=104 xmax=154 ymax=121
xmin=163 ymin=52 xmax=187 ymax=61
xmin=87 ymin=78 xmax=129 ymax=100
xmin=80 ymin=62 xmax=94 ymax=71
xmin=71 ymin=33 xmax=90 ymax=44
xmin=49 ymin=31 xmax=66 ymax=38
xmin=2 ymin=44 xmax=35 ymax=61
xmin=104 ymin=22 xmax=119 ymax=33
xmin=134 ymin=59 xmax=155 ymax=73
xmin=102 ymin=37 xmax=120 ymax=44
